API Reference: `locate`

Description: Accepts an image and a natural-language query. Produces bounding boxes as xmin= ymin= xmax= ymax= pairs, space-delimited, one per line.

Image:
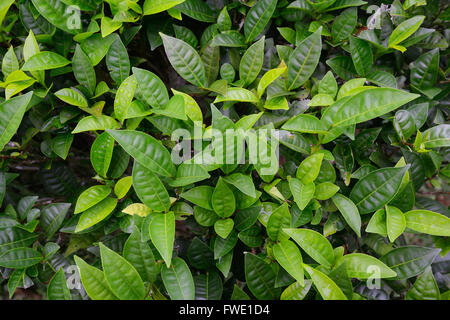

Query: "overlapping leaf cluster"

xmin=0 ymin=0 xmax=449 ymax=300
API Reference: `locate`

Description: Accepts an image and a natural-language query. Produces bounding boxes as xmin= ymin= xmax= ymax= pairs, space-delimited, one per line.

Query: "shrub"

xmin=0 ymin=0 xmax=449 ymax=301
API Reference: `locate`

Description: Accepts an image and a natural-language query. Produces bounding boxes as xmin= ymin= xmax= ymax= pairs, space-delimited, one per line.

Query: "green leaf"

xmin=51 ymin=133 xmax=73 ymax=160
xmin=280 ymin=280 xmax=312 ymax=300
xmin=107 ymin=129 xmax=176 ymax=177
xmin=90 ymin=132 xmax=115 ymax=177
xmin=234 ymin=205 xmax=260 ymax=231
xmin=75 ymin=197 xmax=117 ymax=232
xmin=340 ymin=253 xmax=396 ymax=279
xmin=133 ymin=67 xmax=169 ymax=109
xmin=404 ymin=210 xmax=450 ymax=236
xmin=282 ymin=114 xmax=329 ymax=134
xmin=422 ymin=124 xmax=450 ymax=148
xmin=182 ymin=186 xmax=214 ymax=211
xmin=7 ymin=268 xmax=25 ymax=299
xmin=168 ymin=163 xmax=210 ymax=187
xmin=149 ymin=212 xmax=175 ymax=267
xmin=201 ymin=43 xmax=220 ymax=86
xmin=106 ymin=36 xmax=130 ymax=86
xmin=244 ymin=0 xmax=277 ymax=43
xmin=386 ymin=205 xmax=406 ymax=242
xmin=143 ymin=0 xmax=186 ymax=15
xmin=133 ymin=162 xmax=170 ymax=212
xmin=194 ymin=271 xmax=223 ymax=300
xmin=239 ymin=36 xmax=265 ymax=86
xmin=55 ymin=88 xmax=88 ymax=108
xmin=349 ymin=37 xmax=373 ymax=76
xmin=0 ymin=247 xmax=42 ymax=268
xmin=332 ymin=7 xmax=357 ymax=42
xmin=214 ymin=218 xmax=234 ymax=239
xmin=72 ymin=115 xmax=120 ymax=133
xmin=161 ymin=257 xmax=195 ymax=300
xmin=80 ymin=34 xmax=116 ymax=66
xmin=273 ymin=239 xmax=304 ymax=285
xmin=0 ymin=92 xmax=33 ymax=151
xmin=287 ymin=27 xmax=322 ymax=90
xmin=283 ymin=228 xmax=334 ymax=268
xmin=74 ymin=185 xmax=111 ymax=214
xmin=40 ymin=203 xmax=71 ymax=239
xmin=380 ymin=246 xmax=441 ymax=280
xmin=296 ymin=153 xmax=324 ymax=184
xmin=114 ymin=176 xmax=133 ymax=199
xmin=175 ymin=0 xmax=215 ymax=23
xmin=2 ymin=46 xmax=19 ymax=78
xmin=123 ymin=227 xmax=159 ymax=283
xmin=257 ymin=64 xmax=287 ymax=98
xmin=74 ymin=255 xmax=118 ymax=300
xmin=314 ymin=182 xmax=340 ymax=200
xmin=47 ymin=269 xmax=71 ymax=300
xmin=318 ymin=71 xmax=338 ymax=98
xmin=303 ymin=264 xmax=347 ymax=300
xmin=331 ymin=88 xmax=419 ymax=127
xmin=289 ymin=178 xmax=315 ymax=210
xmin=214 ymin=230 xmax=238 ymax=259
xmin=223 ymin=173 xmax=256 ymax=198
xmin=212 ymin=178 xmax=236 ymax=218
xmin=22 ymin=51 xmax=70 ymax=71
xmin=267 ymin=203 xmax=291 ymax=241
xmin=73 ymin=44 xmax=96 ymax=95
xmin=100 ymin=243 xmax=145 ymax=300
xmin=31 ymin=0 xmax=82 ymax=34
xmin=366 ymin=208 xmax=387 ymax=236
xmin=332 ymin=194 xmax=361 ymax=237
xmin=349 ymin=166 xmax=409 ymax=214
xmin=214 ymin=87 xmax=259 ymax=104
xmin=114 ymin=75 xmax=136 ymax=123
xmin=410 ymin=48 xmax=439 ymax=90
xmin=388 ymin=15 xmax=425 ymax=48
xmin=406 ymin=266 xmax=440 ymax=300
xmin=160 ymin=33 xmax=206 ymax=87
xmin=244 ymin=253 xmax=281 ymax=299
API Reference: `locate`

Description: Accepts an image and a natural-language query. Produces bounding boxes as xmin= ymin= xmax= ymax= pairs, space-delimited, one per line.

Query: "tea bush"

xmin=0 ymin=0 xmax=449 ymax=300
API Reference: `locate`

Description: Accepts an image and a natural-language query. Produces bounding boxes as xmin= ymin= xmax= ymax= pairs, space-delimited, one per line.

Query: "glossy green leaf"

xmin=107 ymin=129 xmax=176 ymax=177
xmin=244 ymin=253 xmax=281 ymax=299
xmin=303 ymin=264 xmax=347 ymax=300
xmin=404 ymin=210 xmax=450 ymax=236
xmin=74 ymin=255 xmax=118 ymax=300
xmin=380 ymin=246 xmax=440 ymax=280
xmin=0 ymin=92 xmax=33 ymax=151
xmin=47 ymin=269 xmax=71 ymax=300
xmin=75 ymin=197 xmax=117 ymax=232
xmin=160 ymin=33 xmax=206 ymax=87
xmin=212 ymin=178 xmax=235 ymax=218
xmin=90 ymin=132 xmax=115 ymax=178
xmin=161 ymin=257 xmax=195 ymax=300
xmin=123 ymin=227 xmax=159 ymax=283
xmin=100 ymin=243 xmax=145 ymax=300
xmin=149 ymin=212 xmax=175 ymax=267
xmin=273 ymin=239 xmax=304 ymax=285
xmin=239 ymin=36 xmax=265 ymax=86
xmin=349 ymin=166 xmax=409 ymax=214
xmin=332 ymin=194 xmax=361 ymax=237
xmin=388 ymin=16 xmax=425 ymax=48
xmin=244 ymin=0 xmax=277 ymax=43
xmin=0 ymin=247 xmax=42 ymax=268
xmin=340 ymin=253 xmax=397 ymax=279
xmin=73 ymin=44 xmax=96 ymax=94
xmin=283 ymin=228 xmax=334 ymax=268
xmin=287 ymin=28 xmax=322 ymax=90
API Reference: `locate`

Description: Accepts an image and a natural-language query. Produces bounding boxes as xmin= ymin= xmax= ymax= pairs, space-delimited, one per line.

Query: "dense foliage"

xmin=0 ymin=0 xmax=449 ymax=301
